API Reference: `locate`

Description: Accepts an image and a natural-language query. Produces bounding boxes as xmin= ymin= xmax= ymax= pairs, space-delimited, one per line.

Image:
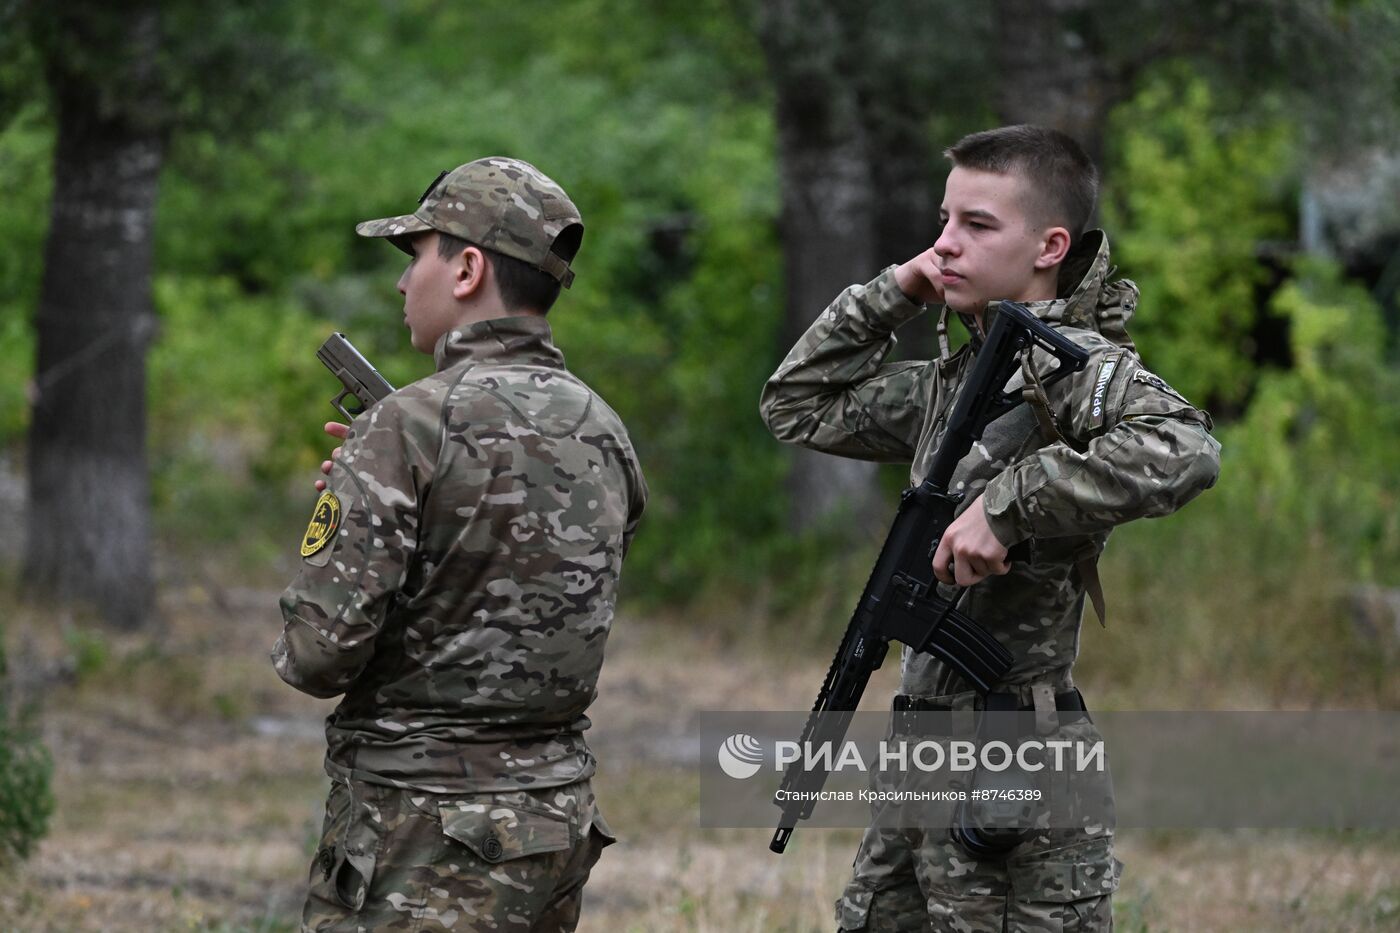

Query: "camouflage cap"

xmin=356 ymin=157 xmax=583 ymax=288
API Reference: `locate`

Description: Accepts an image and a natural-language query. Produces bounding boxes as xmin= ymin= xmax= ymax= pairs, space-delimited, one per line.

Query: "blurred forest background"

xmin=0 ymin=0 xmax=1398 ymax=929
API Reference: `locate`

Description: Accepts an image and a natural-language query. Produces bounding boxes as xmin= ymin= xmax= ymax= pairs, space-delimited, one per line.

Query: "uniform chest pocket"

xmin=438 ymin=801 xmax=573 ymax=864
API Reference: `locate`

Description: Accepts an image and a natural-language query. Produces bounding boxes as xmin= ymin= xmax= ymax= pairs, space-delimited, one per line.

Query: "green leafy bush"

xmin=1106 ymin=63 xmax=1294 ymax=409
xmin=1080 ymin=66 xmax=1400 ymax=705
xmin=0 ymin=643 xmax=53 ymax=864
xmin=0 ymin=103 xmax=52 ymax=444
xmin=1087 ymin=258 xmax=1400 ymax=706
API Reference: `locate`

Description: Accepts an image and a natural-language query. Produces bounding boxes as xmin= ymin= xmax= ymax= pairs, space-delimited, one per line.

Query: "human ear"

xmin=453 ymin=246 xmax=486 ymax=299
xmin=1034 ymin=226 xmax=1072 ymax=269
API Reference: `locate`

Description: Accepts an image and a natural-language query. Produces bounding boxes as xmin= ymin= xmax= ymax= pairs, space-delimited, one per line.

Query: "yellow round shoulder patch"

xmin=301 ymin=490 xmax=341 ymax=557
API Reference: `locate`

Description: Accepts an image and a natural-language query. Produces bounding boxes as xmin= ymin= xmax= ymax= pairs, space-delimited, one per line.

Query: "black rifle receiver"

xmin=317 ymin=333 xmax=396 ymax=421
xmin=770 ymin=300 xmax=1090 ymax=854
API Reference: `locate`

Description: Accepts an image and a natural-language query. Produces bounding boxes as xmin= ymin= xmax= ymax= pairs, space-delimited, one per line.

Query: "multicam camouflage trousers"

xmin=835 ymin=709 xmax=1121 ymax=932
xmin=835 ymin=824 xmax=1120 ymax=932
xmin=301 ymin=776 xmax=614 ymax=932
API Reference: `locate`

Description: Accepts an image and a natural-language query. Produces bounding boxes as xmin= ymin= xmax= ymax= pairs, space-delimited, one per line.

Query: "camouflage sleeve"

xmin=622 ymin=462 xmax=648 ymax=558
xmin=759 ymin=267 xmax=936 ymax=462
xmin=981 ymin=344 xmax=1221 ymax=544
xmin=273 ymin=390 xmax=437 ymax=698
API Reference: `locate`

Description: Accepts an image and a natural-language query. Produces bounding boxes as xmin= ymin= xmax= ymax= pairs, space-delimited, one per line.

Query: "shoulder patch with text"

xmin=301 ymin=490 xmax=341 ymax=558
xmin=1089 ymin=357 xmax=1119 ymax=430
xmin=1133 ymin=369 xmax=1170 ymax=392
xmin=1132 ymin=367 xmax=1194 ymax=406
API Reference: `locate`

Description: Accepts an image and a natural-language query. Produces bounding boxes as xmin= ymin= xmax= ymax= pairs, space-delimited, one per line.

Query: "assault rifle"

xmin=317 ymin=333 xmax=396 ymax=421
xmin=770 ymin=300 xmax=1090 ymax=854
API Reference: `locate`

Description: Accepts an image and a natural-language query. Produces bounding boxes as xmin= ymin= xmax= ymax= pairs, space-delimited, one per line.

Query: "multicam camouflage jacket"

xmin=275 ymin=315 xmax=647 ymax=793
xmin=760 ymin=231 xmax=1220 ymax=701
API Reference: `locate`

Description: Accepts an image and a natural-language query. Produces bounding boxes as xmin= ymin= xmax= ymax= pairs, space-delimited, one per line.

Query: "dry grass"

xmin=0 ymin=582 xmax=1396 ymax=932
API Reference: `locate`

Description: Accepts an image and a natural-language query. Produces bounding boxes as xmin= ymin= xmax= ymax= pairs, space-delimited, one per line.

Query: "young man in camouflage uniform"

xmin=274 ymin=157 xmax=647 ymax=932
xmin=760 ymin=126 xmax=1220 ymax=931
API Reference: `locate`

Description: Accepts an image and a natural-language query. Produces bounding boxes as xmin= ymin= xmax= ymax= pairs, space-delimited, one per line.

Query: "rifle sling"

xmin=1020 ymin=351 xmax=1068 ymax=448
xmin=1018 ymin=352 xmax=1107 ymax=626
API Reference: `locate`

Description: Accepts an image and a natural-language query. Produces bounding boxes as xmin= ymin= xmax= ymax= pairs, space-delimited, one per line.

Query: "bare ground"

xmin=1 ymin=584 xmax=1396 ymax=932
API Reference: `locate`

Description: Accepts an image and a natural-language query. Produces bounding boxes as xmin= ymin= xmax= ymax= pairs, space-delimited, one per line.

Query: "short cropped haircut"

xmin=436 ymin=225 xmax=583 ymax=314
xmin=945 ymin=125 xmax=1098 ymax=240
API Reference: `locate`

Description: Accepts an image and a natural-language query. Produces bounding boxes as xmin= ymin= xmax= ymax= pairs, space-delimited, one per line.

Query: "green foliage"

xmin=3 ymin=0 xmax=322 ymax=137
xmin=1 ymin=1 xmax=1398 ymax=707
xmin=63 ymin=627 xmax=109 ymax=681
xmin=0 ymin=642 xmax=54 ymax=864
xmin=142 ymin=0 xmax=788 ymax=600
xmin=1078 ymin=67 xmax=1400 ymax=706
xmin=146 ymin=275 xmax=342 ymax=556
xmin=1082 ymin=257 xmax=1400 ymax=706
xmin=0 ymin=103 xmax=52 ymax=444
xmin=1106 ymin=64 xmax=1295 ymax=408
xmin=1240 ymin=258 xmax=1400 ymax=581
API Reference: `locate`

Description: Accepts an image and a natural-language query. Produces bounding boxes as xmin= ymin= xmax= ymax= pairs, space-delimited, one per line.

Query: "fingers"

xmin=934 ymin=544 xmax=1012 ymax=587
xmin=955 ymin=557 xmax=982 ymax=588
xmin=319 ymin=446 xmax=344 ymax=474
xmin=954 ymin=552 xmax=1014 ymax=587
xmin=935 ymin=549 xmax=987 ymax=588
xmin=920 ymin=249 xmax=944 ymax=303
xmin=316 ymin=433 xmax=346 ymax=492
xmin=895 ymin=248 xmax=947 ymax=305
xmin=932 ymin=536 xmax=954 ymax=585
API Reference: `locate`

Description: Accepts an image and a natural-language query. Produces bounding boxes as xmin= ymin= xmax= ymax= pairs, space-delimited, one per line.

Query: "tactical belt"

xmin=891 ymin=688 xmax=1089 ymax=734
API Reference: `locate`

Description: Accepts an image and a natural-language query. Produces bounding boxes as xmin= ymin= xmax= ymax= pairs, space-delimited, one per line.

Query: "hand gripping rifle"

xmin=769 ymin=300 xmax=1090 ymax=854
xmin=317 ymin=333 xmax=396 ymax=422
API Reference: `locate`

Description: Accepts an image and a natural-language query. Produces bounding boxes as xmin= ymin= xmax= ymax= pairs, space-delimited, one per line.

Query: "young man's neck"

xmin=968 ymin=267 xmax=1060 ymax=332
xmin=1016 ymin=268 xmax=1062 ymax=305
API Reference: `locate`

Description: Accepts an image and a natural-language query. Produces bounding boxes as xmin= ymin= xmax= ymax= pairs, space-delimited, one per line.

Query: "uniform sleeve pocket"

xmin=439 ymin=802 xmax=573 ymax=863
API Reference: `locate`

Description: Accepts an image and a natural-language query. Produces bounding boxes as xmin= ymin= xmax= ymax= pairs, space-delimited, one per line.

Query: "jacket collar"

xmin=432 ymin=314 xmax=565 ymax=372
xmin=957 ymin=230 xmax=1134 ymax=349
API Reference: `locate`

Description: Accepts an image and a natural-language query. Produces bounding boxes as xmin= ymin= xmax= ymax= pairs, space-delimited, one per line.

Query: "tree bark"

xmin=992 ymin=0 xmax=1116 ymax=182
xmin=856 ymin=54 xmax=941 ymax=362
xmin=24 ymin=8 xmax=163 ymax=630
xmin=757 ymin=0 xmax=882 ymax=533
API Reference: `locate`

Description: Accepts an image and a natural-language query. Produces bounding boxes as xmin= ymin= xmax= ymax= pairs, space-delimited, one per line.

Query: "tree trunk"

xmin=862 ymin=95 xmax=939 ymax=362
xmin=758 ymin=0 xmax=882 ymax=533
xmin=992 ymin=0 xmax=1114 ymax=181
xmin=24 ymin=10 xmax=163 ymax=630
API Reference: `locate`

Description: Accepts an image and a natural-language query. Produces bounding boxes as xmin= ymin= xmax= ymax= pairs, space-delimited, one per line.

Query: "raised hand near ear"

xmin=894 ymin=247 xmax=947 ymax=306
